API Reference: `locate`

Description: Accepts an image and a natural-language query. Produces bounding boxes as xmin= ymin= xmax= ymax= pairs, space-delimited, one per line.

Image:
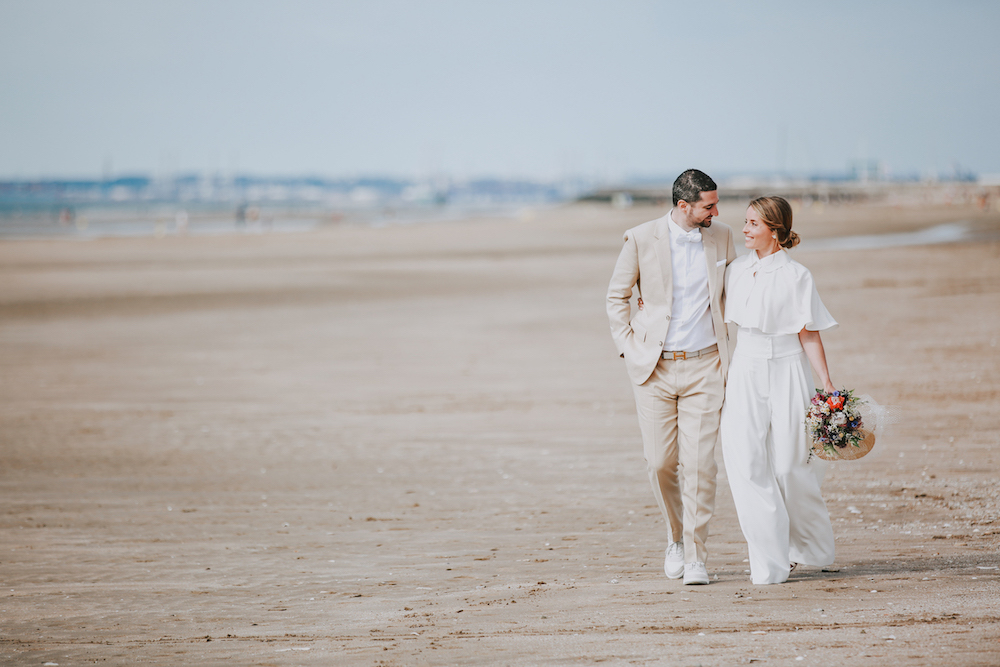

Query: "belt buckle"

xmin=673 ymin=351 xmax=687 ymax=361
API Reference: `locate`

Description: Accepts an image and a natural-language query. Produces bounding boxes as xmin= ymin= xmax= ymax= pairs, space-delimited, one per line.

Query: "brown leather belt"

xmin=661 ymin=343 xmax=718 ymax=361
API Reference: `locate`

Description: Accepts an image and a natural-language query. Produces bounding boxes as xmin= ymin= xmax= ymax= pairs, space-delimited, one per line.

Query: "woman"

xmin=720 ymin=196 xmax=837 ymax=585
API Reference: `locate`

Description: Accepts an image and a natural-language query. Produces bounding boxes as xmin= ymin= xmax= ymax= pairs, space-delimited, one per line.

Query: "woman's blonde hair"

xmin=749 ymin=196 xmax=800 ymax=249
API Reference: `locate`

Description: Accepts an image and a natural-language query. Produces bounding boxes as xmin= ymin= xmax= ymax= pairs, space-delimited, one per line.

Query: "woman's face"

xmin=742 ymin=206 xmax=778 ymax=254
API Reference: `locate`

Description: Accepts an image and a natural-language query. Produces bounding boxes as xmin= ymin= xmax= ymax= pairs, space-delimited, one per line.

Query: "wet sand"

xmin=1 ymin=199 xmax=999 ymax=665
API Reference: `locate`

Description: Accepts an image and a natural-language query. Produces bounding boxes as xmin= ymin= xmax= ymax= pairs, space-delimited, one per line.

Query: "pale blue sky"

xmin=1 ymin=0 xmax=997 ymax=181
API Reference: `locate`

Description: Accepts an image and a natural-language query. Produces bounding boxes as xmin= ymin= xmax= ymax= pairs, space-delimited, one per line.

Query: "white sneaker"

xmin=683 ymin=562 xmax=709 ymax=585
xmin=663 ymin=541 xmax=684 ymax=579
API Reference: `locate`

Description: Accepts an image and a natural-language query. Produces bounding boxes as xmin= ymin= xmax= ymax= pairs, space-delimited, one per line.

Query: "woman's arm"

xmin=799 ymin=328 xmax=836 ymax=393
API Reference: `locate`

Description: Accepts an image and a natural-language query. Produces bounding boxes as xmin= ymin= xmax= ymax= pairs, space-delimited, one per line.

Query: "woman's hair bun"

xmin=783 ymin=230 xmax=801 ymax=249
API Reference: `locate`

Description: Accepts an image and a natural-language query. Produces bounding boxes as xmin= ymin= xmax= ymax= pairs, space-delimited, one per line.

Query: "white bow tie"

xmin=676 ymin=231 xmax=702 ymax=244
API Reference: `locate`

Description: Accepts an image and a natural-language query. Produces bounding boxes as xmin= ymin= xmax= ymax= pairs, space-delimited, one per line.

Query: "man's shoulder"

xmin=707 ymin=220 xmax=734 ymax=239
xmin=622 ymin=214 xmax=667 ymax=243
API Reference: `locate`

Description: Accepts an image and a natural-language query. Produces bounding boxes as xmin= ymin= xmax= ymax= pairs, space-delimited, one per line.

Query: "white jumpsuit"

xmin=720 ymin=249 xmax=837 ymax=585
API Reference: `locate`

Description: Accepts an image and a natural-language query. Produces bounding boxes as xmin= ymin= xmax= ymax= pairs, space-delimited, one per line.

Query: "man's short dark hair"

xmin=672 ymin=169 xmax=717 ymax=206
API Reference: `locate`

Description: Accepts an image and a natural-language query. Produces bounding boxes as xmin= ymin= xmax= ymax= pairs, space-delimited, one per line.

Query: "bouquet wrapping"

xmin=806 ymin=388 xmax=883 ymax=461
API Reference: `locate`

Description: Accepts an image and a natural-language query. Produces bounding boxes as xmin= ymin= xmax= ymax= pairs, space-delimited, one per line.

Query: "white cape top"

xmin=724 ymin=249 xmax=838 ymax=334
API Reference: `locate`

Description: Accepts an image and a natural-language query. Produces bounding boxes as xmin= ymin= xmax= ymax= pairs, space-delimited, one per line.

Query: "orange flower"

xmin=827 ymin=395 xmax=845 ymax=410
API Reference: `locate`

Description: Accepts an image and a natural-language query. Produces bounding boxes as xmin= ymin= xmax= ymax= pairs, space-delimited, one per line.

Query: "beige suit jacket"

xmin=607 ymin=213 xmax=738 ymax=385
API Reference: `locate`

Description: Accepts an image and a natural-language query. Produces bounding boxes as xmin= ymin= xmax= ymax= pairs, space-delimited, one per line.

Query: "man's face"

xmin=677 ymin=190 xmax=720 ymax=229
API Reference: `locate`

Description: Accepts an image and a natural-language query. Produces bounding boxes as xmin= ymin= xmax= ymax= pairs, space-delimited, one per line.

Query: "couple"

xmin=606 ymin=169 xmax=838 ymax=586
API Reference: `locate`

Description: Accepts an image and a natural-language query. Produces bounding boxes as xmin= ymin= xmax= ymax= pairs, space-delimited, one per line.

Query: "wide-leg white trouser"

xmin=720 ymin=329 xmax=835 ymax=585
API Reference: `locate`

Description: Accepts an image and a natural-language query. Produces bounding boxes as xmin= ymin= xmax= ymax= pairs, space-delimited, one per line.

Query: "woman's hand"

xmin=637 ymin=297 xmax=644 ymax=310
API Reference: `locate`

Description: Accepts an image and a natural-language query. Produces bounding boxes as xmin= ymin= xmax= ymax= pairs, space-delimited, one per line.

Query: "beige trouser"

xmin=632 ymin=350 xmax=724 ymax=565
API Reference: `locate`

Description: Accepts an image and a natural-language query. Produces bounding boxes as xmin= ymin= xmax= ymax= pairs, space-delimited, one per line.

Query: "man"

xmin=606 ymin=169 xmax=737 ymax=585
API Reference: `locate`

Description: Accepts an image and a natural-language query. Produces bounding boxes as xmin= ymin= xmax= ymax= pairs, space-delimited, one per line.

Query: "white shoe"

xmin=663 ymin=541 xmax=684 ymax=579
xmin=683 ymin=562 xmax=709 ymax=585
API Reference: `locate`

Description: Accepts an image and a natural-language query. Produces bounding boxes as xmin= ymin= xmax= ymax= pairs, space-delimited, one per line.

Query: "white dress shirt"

xmin=663 ymin=213 xmax=717 ymax=352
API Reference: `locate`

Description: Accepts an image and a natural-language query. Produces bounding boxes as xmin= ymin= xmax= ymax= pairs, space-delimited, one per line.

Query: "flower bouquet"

xmin=806 ymin=388 xmax=876 ymax=461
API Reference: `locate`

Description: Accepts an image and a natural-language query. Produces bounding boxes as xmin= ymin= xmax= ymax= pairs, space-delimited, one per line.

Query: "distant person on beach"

xmin=606 ymin=169 xmax=737 ymax=585
xmin=720 ymin=196 xmax=837 ymax=584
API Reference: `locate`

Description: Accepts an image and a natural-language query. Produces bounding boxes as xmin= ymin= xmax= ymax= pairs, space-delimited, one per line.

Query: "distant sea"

xmin=0 ymin=174 xmax=577 ymax=239
xmin=0 ymin=200 xmax=553 ymax=240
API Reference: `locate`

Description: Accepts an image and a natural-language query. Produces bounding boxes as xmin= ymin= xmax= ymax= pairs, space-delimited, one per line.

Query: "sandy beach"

xmin=1 ymin=198 xmax=999 ymax=666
